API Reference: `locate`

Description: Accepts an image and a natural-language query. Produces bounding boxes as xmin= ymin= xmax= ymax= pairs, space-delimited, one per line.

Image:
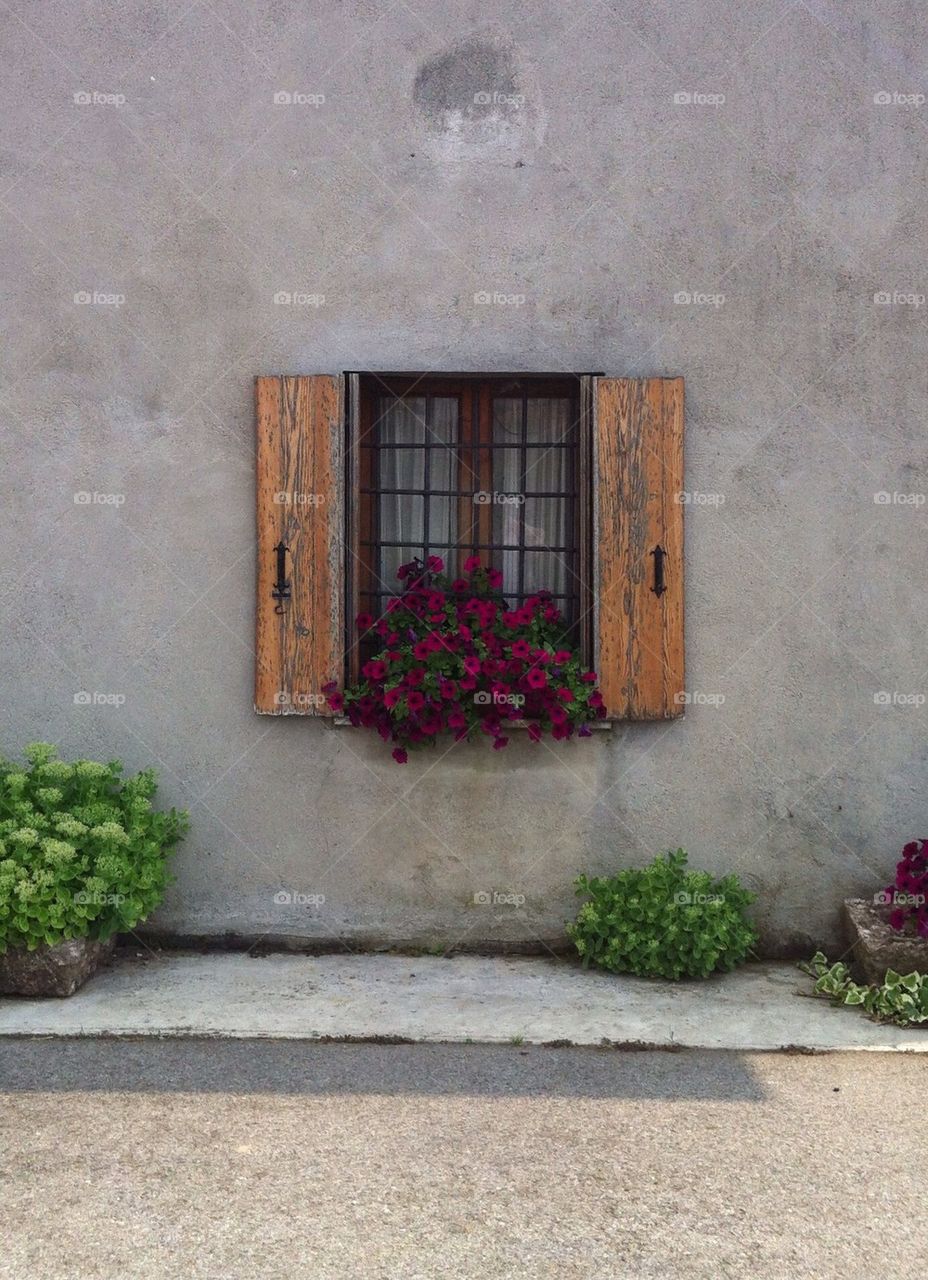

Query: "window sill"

xmin=327 ymin=717 xmax=612 ymax=730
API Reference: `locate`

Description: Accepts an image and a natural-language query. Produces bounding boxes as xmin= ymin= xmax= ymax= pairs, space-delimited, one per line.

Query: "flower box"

xmin=0 ymin=935 xmax=116 ymax=998
xmin=843 ymin=898 xmax=928 ymax=986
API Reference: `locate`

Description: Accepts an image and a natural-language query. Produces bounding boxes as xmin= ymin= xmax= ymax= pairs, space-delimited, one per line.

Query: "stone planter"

xmin=0 ymin=935 xmax=116 ymax=998
xmin=843 ymin=899 xmax=928 ymax=986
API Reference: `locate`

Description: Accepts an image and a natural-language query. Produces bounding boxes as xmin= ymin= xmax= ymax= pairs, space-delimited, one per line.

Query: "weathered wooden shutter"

xmin=594 ymin=377 xmax=684 ymax=719
xmin=255 ymin=374 xmax=344 ymax=714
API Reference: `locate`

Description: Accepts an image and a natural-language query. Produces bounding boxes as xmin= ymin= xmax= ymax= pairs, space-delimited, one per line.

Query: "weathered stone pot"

xmin=0 ymin=935 xmax=116 ymax=998
xmin=843 ymin=899 xmax=928 ymax=986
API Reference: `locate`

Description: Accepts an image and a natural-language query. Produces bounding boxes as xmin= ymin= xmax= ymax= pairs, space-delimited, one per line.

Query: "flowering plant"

xmin=325 ymin=556 xmax=605 ymax=762
xmin=885 ymin=839 xmax=928 ymax=936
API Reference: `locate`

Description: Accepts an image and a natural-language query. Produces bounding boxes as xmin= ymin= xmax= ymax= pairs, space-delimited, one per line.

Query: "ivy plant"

xmin=800 ymin=952 xmax=928 ymax=1027
xmin=0 ymin=743 xmax=188 ymax=953
xmin=567 ymin=849 xmax=757 ymax=980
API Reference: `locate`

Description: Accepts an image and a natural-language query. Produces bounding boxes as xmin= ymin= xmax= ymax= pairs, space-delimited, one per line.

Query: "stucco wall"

xmin=3 ymin=1 xmax=927 ymax=955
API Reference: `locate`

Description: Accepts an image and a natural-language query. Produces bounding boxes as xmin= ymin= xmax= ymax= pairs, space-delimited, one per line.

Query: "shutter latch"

xmin=650 ymin=544 xmax=666 ymax=598
xmin=272 ymin=541 xmax=291 ymax=613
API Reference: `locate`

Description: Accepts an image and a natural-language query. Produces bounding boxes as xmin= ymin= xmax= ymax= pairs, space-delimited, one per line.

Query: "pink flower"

xmin=451 ymin=579 xmax=468 ymax=593
xmin=327 ymin=692 xmax=344 ymax=712
xmin=407 ymin=691 xmax=426 ymax=712
xmin=356 ymin=613 xmax=374 ymax=631
xmin=589 ymin=691 xmax=603 ymax=708
xmin=426 ymin=591 xmax=446 ymax=610
xmin=463 ymin=555 xmax=481 ymax=573
xmin=486 ymin=567 xmax=503 ymax=588
xmin=525 ymin=669 xmax=548 ymax=690
xmin=510 ymin=640 xmax=531 ymax=659
xmin=405 ymin=668 xmax=425 ymax=686
xmin=463 ymin=656 xmax=481 ymax=675
xmin=554 ymin=650 xmax=572 ymax=663
xmin=384 ymin=688 xmax=402 ymax=709
xmin=447 ymin=710 xmax=467 ymax=730
xmin=580 ymin=671 xmax=597 ymax=683
xmin=413 ymin=640 xmax=432 ymax=660
xmin=427 ymin=555 xmax=444 ymax=573
xmin=392 ymin=747 xmax=408 ymax=764
xmin=459 ymin=674 xmax=477 ymax=691
xmin=502 ymin=611 xmax=521 ymax=628
xmin=492 ymin=736 xmax=509 ymax=750
xmin=556 ymin=687 xmax=574 ymax=702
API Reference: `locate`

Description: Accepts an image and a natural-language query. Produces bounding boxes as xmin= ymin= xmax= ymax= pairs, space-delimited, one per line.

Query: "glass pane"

xmin=429 ymin=446 xmax=456 ymax=491
xmin=524 ymin=498 xmax=567 ymax=549
xmin=377 ymin=448 xmax=424 ymax=491
xmin=523 ymin=550 xmax=567 ymax=597
xmin=381 ymin=544 xmax=416 ymax=590
xmin=428 ymin=396 xmax=458 ymax=445
xmin=378 ymin=395 xmax=426 ymax=445
xmin=379 ymin=494 xmax=423 ymax=551
xmin=492 ymin=396 xmax=522 ymax=443
xmin=428 ymin=496 xmax=456 ymax=548
xmin=525 ymin=397 xmax=572 ymax=444
xmin=492 ymin=448 xmax=523 ymax=502
xmin=524 ymin=447 xmax=568 ymax=494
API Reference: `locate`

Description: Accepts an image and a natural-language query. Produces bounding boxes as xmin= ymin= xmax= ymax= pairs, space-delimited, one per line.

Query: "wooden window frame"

xmin=346 ymin=372 xmax=593 ymax=684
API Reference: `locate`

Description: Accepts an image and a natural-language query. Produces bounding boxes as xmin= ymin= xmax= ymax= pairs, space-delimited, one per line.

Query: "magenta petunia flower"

xmin=554 ymin=649 xmax=572 ymax=663
xmin=486 ymin=567 xmax=503 ymax=588
xmin=555 ymin=687 xmax=574 ymax=702
xmin=447 ymin=709 xmax=467 ymax=729
xmin=362 ymin=660 xmax=387 ymax=680
xmin=510 ymin=639 xmax=531 ymax=659
xmin=327 ymin=692 xmax=344 ymax=712
xmin=463 ymin=656 xmax=481 ymax=675
xmin=427 ymin=555 xmax=444 ymax=573
xmin=451 ymin=578 xmax=468 ymax=592
xmin=413 ymin=640 xmax=432 ymax=660
xmin=405 ymin=668 xmax=425 ymax=686
xmin=502 ymin=611 xmax=521 ymax=628
xmin=525 ymin=669 xmax=548 ymax=690
xmin=492 ymin=736 xmax=509 ymax=750
xmin=384 ymin=688 xmax=402 ymax=709
xmin=406 ymin=691 xmax=426 ymax=712
xmin=356 ymin=613 xmax=374 ymax=631
xmin=392 ymin=747 xmax=408 ymax=764
xmin=463 ymin=555 xmax=481 ymax=573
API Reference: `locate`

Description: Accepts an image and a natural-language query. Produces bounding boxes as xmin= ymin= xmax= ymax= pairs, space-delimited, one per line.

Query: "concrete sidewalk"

xmin=0 ymin=951 xmax=924 ymax=1051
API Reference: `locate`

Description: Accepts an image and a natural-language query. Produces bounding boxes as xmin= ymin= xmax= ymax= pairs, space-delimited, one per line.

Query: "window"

xmin=254 ymin=372 xmax=684 ymax=722
xmin=352 ymin=374 xmax=588 ymax=673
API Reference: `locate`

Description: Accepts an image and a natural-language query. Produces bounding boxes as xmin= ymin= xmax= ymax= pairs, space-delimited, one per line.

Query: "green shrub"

xmin=800 ymin=952 xmax=928 ymax=1027
xmin=567 ymin=849 xmax=757 ymax=980
xmin=0 ymin=743 xmax=188 ymax=952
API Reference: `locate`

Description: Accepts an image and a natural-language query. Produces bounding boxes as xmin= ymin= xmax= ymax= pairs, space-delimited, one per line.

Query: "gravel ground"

xmin=0 ymin=1040 xmax=921 ymax=1280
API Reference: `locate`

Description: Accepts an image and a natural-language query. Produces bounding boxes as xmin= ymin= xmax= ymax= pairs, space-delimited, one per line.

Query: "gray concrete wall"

xmin=2 ymin=1 xmax=926 ymax=956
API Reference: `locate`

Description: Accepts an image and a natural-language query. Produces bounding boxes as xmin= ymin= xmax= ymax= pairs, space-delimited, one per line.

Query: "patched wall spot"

xmin=413 ymin=33 xmax=546 ymax=163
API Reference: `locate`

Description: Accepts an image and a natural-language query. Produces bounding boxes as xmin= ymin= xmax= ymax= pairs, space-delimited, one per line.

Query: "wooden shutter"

xmin=255 ymin=375 xmax=344 ymax=715
xmin=594 ymin=377 xmax=684 ymax=719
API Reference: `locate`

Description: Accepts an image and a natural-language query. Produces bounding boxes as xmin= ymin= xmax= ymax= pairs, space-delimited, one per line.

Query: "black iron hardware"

xmin=272 ymin=541 xmax=291 ymax=613
xmin=650 ymin=544 xmax=666 ymax=597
